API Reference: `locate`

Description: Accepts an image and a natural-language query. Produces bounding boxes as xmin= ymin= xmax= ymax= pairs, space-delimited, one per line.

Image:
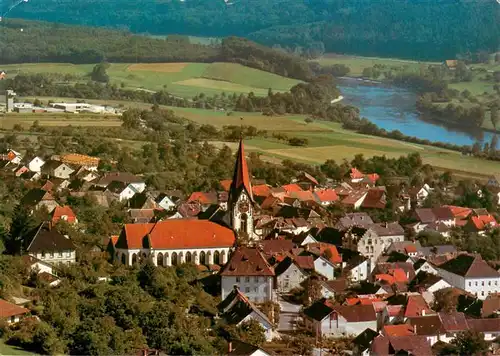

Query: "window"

xmin=254 ymin=287 xmax=257 ymax=293
xmin=264 ymin=286 xmax=268 ymax=293
xmin=469 ymin=282 xmax=471 ymax=287
xmin=50 ymin=252 xmax=54 ymax=258
xmin=489 ymin=281 xmax=491 ymax=286
xmin=236 ymin=277 xmax=240 ymax=283
xmin=66 ymin=251 xmax=71 ymax=257
xmin=245 ymin=287 xmax=250 ymax=293
xmin=475 ymin=282 xmax=478 ymax=286
xmin=10 ymin=316 xmax=15 ymax=323
xmin=245 ymin=277 xmax=250 ymax=283
xmin=58 ymin=251 xmax=63 ymax=258
xmin=254 ymin=277 xmax=259 ymax=283
xmin=482 ymin=281 xmax=484 ymax=286
xmin=41 ymin=251 xmax=45 ymax=259
xmin=323 ymin=262 xmax=327 ymax=267
xmin=481 ymin=291 xmax=484 ymax=296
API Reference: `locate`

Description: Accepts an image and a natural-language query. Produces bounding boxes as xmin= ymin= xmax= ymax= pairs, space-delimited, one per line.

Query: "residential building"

xmin=27 ymin=156 xmax=45 ymax=172
xmin=51 ymin=205 xmax=78 ymax=225
xmin=228 ymin=340 xmax=270 ymax=356
xmin=335 ymin=212 xmax=374 ymax=230
xmin=303 ymin=300 xmax=377 ymax=338
xmin=356 ymin=229 xmax=385 ymax=271
xmin=0 ymin=299 xmax=29 ymax=324
xmin=367 ymin=222 xmax=405 ymax=250
xmin=0 ymin=149 xmax=22 ymax=164
xmin=370 ymin=334 xmax=432 ymax=355
xmin=218 ymin=287 xmax=276 ymax=341
xmin=20 ymin=188 xmax=60 ymax=213
xmin=487 ymin=174 xmax=500 ymax=188
xmin=438 ymin=254 xmax=500 ymax=299
xmin=60 ymin=153 xmax=99 ymax=171
xmin=275 ymin=256 xmax=314 ymax=293
xmin=114 ymin=220 xmax=235 ymax=267
xmin=41 ymin=160 xmax=75 ymax=179
xmin=25 ymin=222 xmax=76 ymax=265
xmin=313 ymin=255 xmax=336 ymax=280
xmin=314 ymin=189 xmax=338 ymax=206
xmin=96 ymin=172 xmax=146 ymax=193
xmin=412 ymin=207 xmax=455 ymax=233
xmin=408 ymin=184 xmax=432 ymax=206
xmin=220 ymin=247 xmax=274 ymax=302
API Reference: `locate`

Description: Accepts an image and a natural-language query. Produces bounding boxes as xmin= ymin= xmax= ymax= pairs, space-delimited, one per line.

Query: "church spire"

xmin=229 ymin=139 xmax=253 ymax=203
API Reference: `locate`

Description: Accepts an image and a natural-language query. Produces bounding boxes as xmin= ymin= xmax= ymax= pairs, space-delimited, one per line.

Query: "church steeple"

xmin=228 ymin=139 xmax=253 ymax=204
xmin=228 ymin=139 xmax=255 ymax=240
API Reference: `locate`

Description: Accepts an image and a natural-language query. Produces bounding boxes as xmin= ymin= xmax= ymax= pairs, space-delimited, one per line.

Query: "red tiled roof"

xmin=383 ymin=324 xmax=414 ymax=337
xmin=331 ymin=304 xmax=377 ymax=322
xmin=229 ymin=139 xmax=253 ymax=202
xmin=438 ymin=312 xmax=468 ymax=332
xmin=110 ymin=235 xmax=119 ymax=246
xmin=220 ymin=179 xmax=232 ymax=192
xmin=300 ymin=172 xmax=319 ymax=186
xmin=51 ymin=205 xmax=77 ymax=224
xmin=0 ymin=299 xmax=29 ymax=318
xmin=116 ymin=220 xmax=235 ymax=250
xmin=470 ymin=215 xmax=497 ymax=230
xmin=341 ymin=190 xmax=368 ymax=206
xmin=405 ymin=295 xmax=434 ymax=318
xmin=294 ymin=255 xmax=314 ymax=270
xmin=187 ymin=191 xmax=218 ymax=205
xmin=252 ymin=184 xmax=272 ymax=197
xmin=350 ymin=168 xmax=364 ymax=179
xmin=386 ymin=305 xmax=405 ymax=317
xmin=445 ymin=205 xmax=472 ymax=219
xmin=285 ymin=190 xmax=318 ymax=203
xmin=405 ymin=244 xmax=418 ymax=253
xmin=259 ymin=196 xmax=282 ymax=210
xmin=220 ymin=247 xmax=274 ymax=276
xmin=282 ymin=184 xmax=303 ymax=193
xmin=314 ymin=189 xmax=338 ymax=202
xmin=309 ymin=243 xmax=342 ymax=264
xmin=361 ymin=188 xmax=386 ymax=209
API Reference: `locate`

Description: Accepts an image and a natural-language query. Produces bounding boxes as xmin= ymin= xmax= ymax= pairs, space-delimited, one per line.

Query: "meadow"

xmin=7 ymin=96 xmax=498 ymax=179
xmin=2 ymin=62 xmax=301 ymax=98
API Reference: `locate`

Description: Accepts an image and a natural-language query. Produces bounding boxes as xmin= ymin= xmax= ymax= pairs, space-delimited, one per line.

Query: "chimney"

xmin=142 ymin=349 xmax=148 ymax=356
xmin=228 ymin=342 xmax=233 ymax=353
xmin=413 ymin=324 xmax=417 ymax=334
xmin=422 ymin=310 xmax=426 ymax=316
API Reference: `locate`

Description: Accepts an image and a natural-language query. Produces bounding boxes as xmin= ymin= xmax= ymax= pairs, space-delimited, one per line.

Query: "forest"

xmin=0 ymin=21 xmax=312 ymax=81
xmin=6 ymin=0 xmax=500 ymax=60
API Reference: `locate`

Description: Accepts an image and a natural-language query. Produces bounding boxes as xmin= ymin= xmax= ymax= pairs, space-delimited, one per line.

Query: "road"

xmin=277 ymin=296 xmax=302 ymax=331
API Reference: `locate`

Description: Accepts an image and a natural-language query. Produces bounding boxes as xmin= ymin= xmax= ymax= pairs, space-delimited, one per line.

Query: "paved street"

xmin=277 ymin=296 xmax=302 ymax=331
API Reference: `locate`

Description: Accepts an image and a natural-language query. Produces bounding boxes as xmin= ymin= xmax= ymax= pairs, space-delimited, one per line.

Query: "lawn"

xmin=2 ymin=62 xmax=300 ymax=98
xmin=313 ymin=54 xmax=437 ymax=77
xmin=0 ymin=339 xmax=36 ymax=355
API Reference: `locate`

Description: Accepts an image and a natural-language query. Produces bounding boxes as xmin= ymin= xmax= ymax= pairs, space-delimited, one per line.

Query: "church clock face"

xmin=238 ymin=201 xmax=249 ymax=213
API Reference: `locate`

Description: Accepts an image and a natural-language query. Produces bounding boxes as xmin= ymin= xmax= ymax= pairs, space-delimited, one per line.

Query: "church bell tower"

xmin=228 ymin=139 xmax=255 ymax=240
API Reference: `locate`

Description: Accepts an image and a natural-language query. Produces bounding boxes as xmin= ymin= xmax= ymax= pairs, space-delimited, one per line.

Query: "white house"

xmin=367 ymin=222 xmax=405 ymax=251
xmin=345 ymin=258 xmax=369 ymax=283
xmin=42 ymin=161 xmax=75 ymax=179
xmin=304 ymin=301 xmax=377 ymax=338
xmin=218 ymin=287 xmax=276 ymax=341
xmin=438 ymin=254 xmax=500 ymax=300
xmin=0 ymin=299 xmax=29 ymax=324
xmin=156 ymin=193 xmax=178 ymax=211
xmin=313 ymin=255 xmax=336 ymax=280
xmin=414 ymin=259 xmax=439 ymax=275
xmin=25 ymin=222 xmax=77 ymax=265
xmin=221 ymin=247 xmax=275 ymax=303
xmin=275 ymin=256 xmax=314 ymax=293
xmin=22 ymin=255 xmax=55 ymax=275
xmin=0 ymin=149 xmax=22 ymax=164
xmin=106 ymin=181 xmax=141 ymax=202
xmin=356 ymin=229 xmax=385 ymax=272
xmin=28 ymin=156 xmax=45 ymax=172
xmin=114 ymin=219 xmax=235 ymax=268
xmin=408 ymin=184 xmax=432 ymax=206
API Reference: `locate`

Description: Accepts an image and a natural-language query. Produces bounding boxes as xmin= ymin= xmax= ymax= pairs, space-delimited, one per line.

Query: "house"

xmin=25 ymin=222 xmax=77 ymax=265
xmin=96 ymin=172 xmax=145 ymax=193
xmin=51 ymin=205 xmax=78 ymax=225
xmin=319 ymin=278 xmax=348 ymax=299
xmin=343 ymin=254 xmax=370 ymax=282
xmin=22 ymin=255 xmax=55 ymax=275
xmin=106 ymin=181 xmax=141 ymax=202
xmin=356 ymin=229 xmax=385 ymax=271
xmin=438 ymin=254 xmax=500 ymax=299
xmin=412 ymin=207 xmax=455 ymax=233
xmin=220 ymin=247 xmax=275 ymax=303
xmin=70 ymin=166 xmax=99 ymax=182
xmin=352 ymin=328 xmax=379 ymax=356
xmin=0 ymin=149 xmax=22 ymax=164
xmin=341 ymin=190 xmax=368 ymax=209
xmin=115 ymin=220 xmax=235 ymax=267
xmin=335 ymin=212 xmax=374 ymax=230
xmin=41 ymin=160 xmax=75 ymax=179
xmin=367 ymin=222 xmax=405 ymax=250
xmin=360 ymin=187 xmax=387 ymax=209
xmin=128 ymin=192 xmax=158 ymax=210
xmin=218 ymin=287 xmax=276 ymax=341
xmin=228 ymin=340 xmax=270 ymax=356
xmin=407 ymin=184 xmax=432 ymax=206
xmin=20 ymin=188 xmax=60 ymax=213
xmin=380 ymin=305 xmax=405 ymax=326
xmin=155 ymin=193 xmax=179 ymax=211
xmin=20 ymin=171 xmax=41 ymax=182
xmin=444 ymin=59 xmax=458 ymax=70
xmin=314 ymin=189 xmax=338 ymax=206
xmin=27 ymin=156 xmax=45 ymax=172
xmin=275 ymin=256 xmax=314 ymax=293
xmin=413 ymin=260 xmax=439 ymax=276
xmin=0 ymin=299 xmax=29 ymax=324
xmin=313 ymin=255 xmax=336 ymax=280
xmin=129 ymin=209 xmax=156 ymax=224
xmin=303 ymin=300 xmax=377 ymax=338
xmin=481 ymin=294 xmax=500 ymax=318
xmin=60 ymin=153 xmax=100 ymax=171
xmin=465 ymin=213 xmax=498 ymax=235
xmin=370 ymin=334 xmax=433 ymax=355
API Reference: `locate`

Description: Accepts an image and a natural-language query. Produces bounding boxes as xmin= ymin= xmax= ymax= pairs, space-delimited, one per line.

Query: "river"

xmin=337 ymin=77 xmax=498 ymax=148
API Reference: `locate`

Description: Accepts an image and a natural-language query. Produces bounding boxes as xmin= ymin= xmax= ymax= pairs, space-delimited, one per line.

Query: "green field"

xmin=314 ymin=54 xmax=437 ymax=77
xmin=0 ymin=339 xmax=36 ymax=355
xmin=2 ymin=62 xmax=301 ymax=98
xmin=12 ymin=96 xmax=498 ymax=179
xmin=0 ymin=112 xmax=122 ymax=130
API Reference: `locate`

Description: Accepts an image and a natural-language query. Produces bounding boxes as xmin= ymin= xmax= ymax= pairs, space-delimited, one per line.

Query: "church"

xmin=113 ymin=139 xmax=256 ymax=266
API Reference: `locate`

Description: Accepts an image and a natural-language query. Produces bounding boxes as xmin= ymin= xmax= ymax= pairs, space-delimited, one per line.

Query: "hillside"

xmin=0 ymin=20 xmax=312 ymax=81
xmin=5 ymin=0 xmax=500 ymax=60
xmin=1 ymin=62 xmax=302 ymax=97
